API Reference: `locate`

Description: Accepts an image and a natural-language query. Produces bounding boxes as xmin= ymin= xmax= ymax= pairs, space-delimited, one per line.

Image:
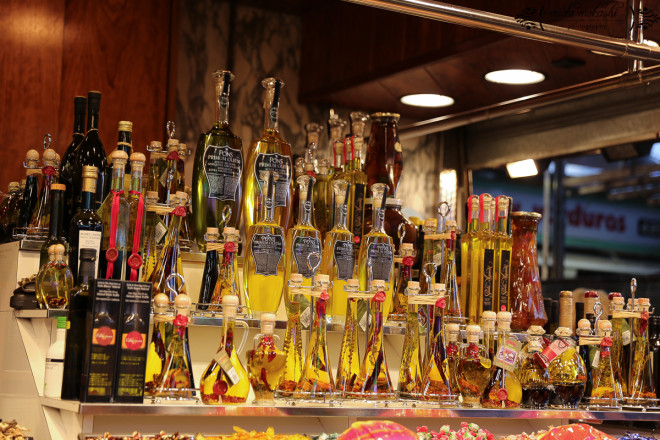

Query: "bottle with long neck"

xmin=141 ymin=191 xmax=167 ymax=281
xmin=149 ymin=195 xmax=187 ymax=300
xmin=210 ymin=229 xmax=240 ymax=308
xmin=482 ymin=311 xmax=522 ymax=408
xmin=481 ymin=311 xmax=498 ymax=361
xmin=99 ymin=151 xmax=130 ymax=280
xmin=336 ymin=279 xmax=361 ymax=395
xmin=419 ymin=218 xmax=438 ymax=296
xmin=461 ymin=196 xmax=479 ymax=320
xmin=61 ymin=96 xmax=87 ymax=235
xmin=443 ymin=221 xmax=462 ymax=319
xmin=576 ymin=318 xmax=594 ymax=401
xmin=329 ymin=141 xmax=348 ymax=223
xmin=198 ymin=227 xmax=220 ymax=309
xmin=473 ymin=194 xmax=495 ymax=321
xmin=391 ymin=243 xmax=415 ymax=319
xmin=176 ymin=143 xmax=187 ymax=191
xmin=304 ymin=122 xmax=323 ymax=170
xmin=243 ymin=78 xmax=293 ymax=232
xmin=200 ymin=294 xmax=249 ymax=404
xmin=422 ymin=286 xmax=454 ymax=399
xmin=179 ymin=189 xmax=194 ymax=252
xmin=458 ymin=324 xmax=492 ymax=407
xmin=73 ymin=91 xmax=107 ymax=212
xmin=247 ymin=312 xmax=286 ymax=404
xmin=28 ymin=148 xmax=59 ymax=236
xmin=145 ymin=294 xmax=171 ymax=396
xmin=245 ymin=171 xmax=286 ymax=315
xmin=610 ymin=296 xmax=630 ymax=396
xmin=313 ymin=159 xmax=332 ymax=239
xmin=277 ymin=274 xmax=304 ymax=395
xmin=116 ymin=121 xmax=133 ymax=191
xmin=327 ymin=113 xmax=346 ymax=166
xmin=629 ymin=298 xmax=656 ymax=402
xmin=397 ymin=281 xmax=423 ymax=397
xmin=17 ymin=150 xmax=41 ymax=233
xmin=69 ymin=166 xmax=103 ymax=280
xmin=193 ymin=71 xmax=243 ymax=250
xmin=494 ymin=196 xmax=512 ymax=311
xmin=357 ymin=184 xmax=395 ymax=320
xmin=37 ymin=244 xmax=73 ymax=309
xmin=156 ymin=293 xmax=194 ymax=398
xmin=163 ymin=139 xmax=181 ymax=205
xmin=39 ymin=184 xmax=67 ymax=266
xmin=126 ymin=153 xmax=147 ymax=281
xmin=146 ymin=141 xmax=165 ymax=198
xmin=348 ymin=146 xmax=367 ymax=258
xmin=590 ymin=320 xmax=622 ymax=404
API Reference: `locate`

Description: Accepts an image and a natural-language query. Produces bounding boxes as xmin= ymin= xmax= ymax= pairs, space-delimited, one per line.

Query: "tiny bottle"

xmin=336 ymin=278 xmax=361 ymax=395
xmin=590 ymin=320 xmax=622 ymax=405
xmin=39 ymin=183 xmax=68 ymax=267
xmin=347 ymin=147 xmax=368 ymax=256
xmin=442 ymin=220 xmax=462 ymax=319
xmin=443 ymin=323 xmax=462 ymax=398
xmin=519 ymin=326 xmax=551 ymax=408
xmin=419 ymin=218 xmax=439 ymax=295
xmin=17 ymin=150 xmax=41 ymax=234
xmin=145 ymin=294 xmax=171 ymax=396
xmin=247 ymin=312 xmax=286 ymax=404
xmin=36 ymin=244 xmax=74 ymax=309
xmin=177 ymin=191 xmax=194 ymax=252
xmin=278 ymin=274 xmax=305 ymax=395
xmin=481 ymin=311 xmax=522 ymax=408
xmin=457 ymin=324 xmax=492 ymax=407
xmin=547 ymin=327 xmax=587 ymax=408
xmin=44 ymin=316 xmax=67 ymax=398
xmin=198 ymin=227 xmax=221 ymax=309
xmin=28 ymin=148 xmax=59 ymax=236
xmin=163 ymin=138 xmax=181 ymax=205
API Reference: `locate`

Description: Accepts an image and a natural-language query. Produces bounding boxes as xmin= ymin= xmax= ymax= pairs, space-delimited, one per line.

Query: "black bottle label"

xmin=251 ymin=233 xmax=284 ymax=276
xmin=293 ymin=236 xmax=321 ymax=278
xmin=254 ymin=153 xmax=292 ymax=207
xmin=334 ymin=240 xmax=355 ymax=281
xmin=203 ymin=145 xmax=243 ymax=201
xmin=351 ymin=183 xmax=366 ymax=239
xmin=498 ymin=249 xmax=511 ymax=311
xmin=367 ymin=242 xmax=393 ymax=281
xmin=482 ymin=248 xmax=495 ymax=311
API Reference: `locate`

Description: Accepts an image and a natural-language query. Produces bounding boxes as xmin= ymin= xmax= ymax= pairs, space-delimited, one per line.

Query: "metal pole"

xmin=551 ymin=160 xmax=565 ymax=280
xmin=541 ymin=168 xmax=551 ymax=281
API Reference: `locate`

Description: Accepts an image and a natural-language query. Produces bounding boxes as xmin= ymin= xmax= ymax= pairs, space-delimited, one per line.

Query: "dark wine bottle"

xmin=17 ymin=150 xmax=41 ymax=233
xmin=73 ymin=91 xmax=107 ymax=213
xmin=61 ymin=248 xmax=97 ymax=400
xmin=197 ymin=227 xmax=220 ymax=309
xmin=69 ymin=166 xmax=103 ymax=281
xmin=39 ymin=183 xmax=67 ymax=266
xmin=61 ymin=96 xmax=87 ymax=237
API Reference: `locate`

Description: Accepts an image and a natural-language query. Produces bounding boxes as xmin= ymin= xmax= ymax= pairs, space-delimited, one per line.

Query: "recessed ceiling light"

xmin=506 ymin=159 xmax=538 ymax=178
xmin=400 ymin=94 xmax=455 ymax=108
xmin=485 ymin=69 xmax=545 ymax=85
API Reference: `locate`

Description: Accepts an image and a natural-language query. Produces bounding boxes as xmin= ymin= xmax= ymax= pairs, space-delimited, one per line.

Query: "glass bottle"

xmin=421 ymin=292 xmax=454 ymax=400
xmin=336 ymin=279 xmax=361 ymax=395
xmin=17 ymin=150 xmax=41 ymax=234
xmin=98 ymin=150 xmax=130 ymax=280
xmin=365 ymin=113 xmax=402 ymax=195
xmin=629 ymin=298 xmax=656 ymax=402
xmin=357 ymin=184 xmax=394 ymax=320
xmin=419 ymin=218 xmax=438 ymax=298
xmin=36 ymin=244 xmax=73 ymax=309
xmin=460 ymin=196 xmax=479 ymax=320
xmin=162 ymin=139 xmax=181 ymax=205
xmin=352 ymin=280 xmax=394 ymax=399
xmin=43 ymin=315 xmax=67 ymax=398
xmin=247 ymin=312 xmax=286 ymax=404
xmin=39 ymin=183 xmax=67 ymax=266
xmin=348 ymin=111 xmax=369 ymax=166
xmin=193 ymin=71 xmax=243 ymax=250
xmin=73 ymin=91 xmax=107 ymax=212
xmin=610 ymin=296 xmax=630 ymax=396
xmin=442 ymin=221 xmax=462 ymax=321
xmin=329 ymin=140 xmax=349 ymax=228
xmin=590 ymin=320 xmax=622 ymax=405
xmin=576 ymin=318 xmax=594 ymax=401
xmin=304 ymin=122 xmax=323 ymax=171
xmin=243 ymin=78 xmax=293 ymax=232
xmin=146 ymin=141 xmax=165 ymax=197
xmin=481 ymin=311 xmax=522 ymax=408
xmin=35 ymin=246 xmax=56 ymax=308
xmin=210 ymin=229 xmax=240 ymax=309
xmin=321 ymin=179 xmax=354 ymax=324
xmin=277 ymin=274 xmax=304 ymax=396
xmin=559 ymin=291 xmax=575 ymax=336
xmin=149 ymin=196 xmax=187 ymax=300
xmin=69 ymin=166 xmax=103 ymax=281
xmin=546 ymin=327 xmax=587 ymax=408
xmin=145 ymin=293 xmax=171 ymax=396
xmin=298 ymin=274 xmax=334 ymax=396
xmin=481 ymin=311 xmax=498 ymax=361
xmin=126 ymin=152 xmax=147 ymax=281
xmin=0 ymin=182 xmax=21 ymax=242
xmin=60 ymin=96 xmax=87 ymax=235
xmin=519 ymin=328 xmax=550 ymax=409
xmin=443 ymin=323 xmax=462 ymax=399
xmin=327 ymin=113 xmax=346 ymax=165
xmin=510 ymin=212 xmax=547 ymax=331
xmin=494 ymin=196 xmax=512 ymax=312
xmin=61 ymin=248 xmax=96 ymax=400
xmin=200 ymin=295 xmax=249 ymax=404
xmin=245 ymin=171 xmax=286 ymax=315
xmin=197 ymin=227 xmax=220 ymax=309
xmin=116 ymin=121 xmax=133 ymax=191
xmin=141 ymin=191 xmax=167 ymax=282
xmin=176 ymin=143 xmax=187 ymax=192
xmin=457 ymin=324 xmax=492 ymax=407
xmin=391 ymin=243 xmax=415 ymax=319
xmin=177 ymin=191 xmax=194 ymax=252
xmin=348 ymin=146 xmax=368 ymax=257
xmin=398 ymin=281 xmax=423 ymax=398
xmin=473 ymin=194 xmax=495 ymax=321
xmin=28 ymin=148 xmax=59 ymax=237
xmin=650 ymin=315 xmax=660 ymax=401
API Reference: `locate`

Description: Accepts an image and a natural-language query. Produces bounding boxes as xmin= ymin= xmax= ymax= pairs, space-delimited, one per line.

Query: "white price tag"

xmin=300 ymin=307 xmax=312 ymax=329
xmin=592 ymin=350 xmax=600 ymax=368
xmin=623 ymin=330 xmax=631 ymax=346
xmin=154 ymin=221 xmax=168 ymax=243
xmin=213 ymin=349 xmax=240 ymax=385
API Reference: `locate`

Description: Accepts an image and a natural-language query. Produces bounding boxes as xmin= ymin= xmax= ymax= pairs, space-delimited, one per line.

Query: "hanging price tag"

xmin=592 ymin=350 xmax=601 ymax=368
xmin=538 ymin=338 xmax=570 ymax=369
xmin=493 ymin=337 xmax=522 ymax=372
xmin=300 ymin=306 xmax=312 ymax=329
xmin=213 ymin=349 xmax=240 ymax=385
xmin=622 ymin=330 xmax=631 ymax=346
xmin=159 ymin=169 xmax=169 ymax=188
xmin=154 ymin=221 xmax=168 ymax=244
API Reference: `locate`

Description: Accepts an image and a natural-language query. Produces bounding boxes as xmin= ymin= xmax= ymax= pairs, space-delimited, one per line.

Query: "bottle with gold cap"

xmin=69 ymin=166 xmax=103 ymax=280
xmin=590 ymin=320 xmax=623 ymax=405
xmin=391 ymin=243 xmax=415 ymax=319
xmin=200 ymin=294 xmax=250 ymax=404
xmin=145 ymin=293 xmax=171 ymax=396
xmin=494 ymin=195 xmax=512 ymax=311
xmin=547 ymin=326 xmax=587 ymax=408
xmin=36 ymin=244 xmax=73 ymax=309
xmin=243 ymin=78 xmax=293 ymax=232
xmin=520 ymin=326 xmax=550 ymax=408
xmin=0 ymin=182 xmax=22 ymax=242
xmin=197 ymin=227 xmax=220 ymax=310
xmin=116 ymin=121 xmax=133 ymax=191
xmin=28 ymin=148 xmax=59 ymax=236
xmin=125 ymin=152 xmax=147 ymax=281
xmin=277 ymin=274 xmax=305 ymax=396
xmin=397 ymin=281 xmax=424 ymax=397
xmin=336 ymin=278 xmax=361 ymax=395
xmin=460 ymin=195 xmax=479 ymax=320
xmin=141 ymin=191 xmax=167 ymax=281
xmin=149 ymin=194 xmax=187 ymax=299
xmin=98 ymin=150 xmax=130 ymax=280
xmin=193 ymin=70 xmax=244 ymax=251
xmin=247 ymin=312 xmax=286 ymax=405
xmin=481 ymin=311 xmax=522 ymax=408
xmin=458 ymin=324 xmax=492 ymax=407
xmin=39 ymin=183 xmax=67 ymax=266
xmin=147 ymin=141 xmax=165 ymax=197
xmin=17 ymin=150 xmax=41 ymax=233
xmin=60 ymin=96 xmax=87 ymax=231
xmin=210 ymin=227 xmax=241 ymax=308
xmin=629 ymin=298 xmax=656 ymax=403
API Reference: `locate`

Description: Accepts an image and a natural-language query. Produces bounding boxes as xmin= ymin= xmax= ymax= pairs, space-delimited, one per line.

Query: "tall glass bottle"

xmin=116 ymin=121 xmax=133 ymax=191
xmin=610 ymin=296 xmax=630 ymax=396
xmin=473 ymin=194 xmax=495 ymax=321
xmin=442 ymin=221 xmax=462 ymax=320
xmin=277 ymin=274 xmax=304 ymax=395
xmin=629 ymin=298 xmax=656 ymax=402
xmin=397 ymin=281 xmax=423 ymax=397
xmin=419 ymin=218 xmax=438 ymax=297
xmin=39 ymin=184 xmax=67 ymax=267
xmin=460 ymin=196 xmax=479 ymax=319
xmin=17 ymin=150 xmax=41 ymax=234
xmin=125 ymin=153 xmax=147 ymax=281
xmin=197 ymin=227 xmax=220 ymax=309
xmin=0 ymin=182 xmax=21 ymax=241
xmin=61 ymin=96 xmax=87 ymax=235
xmin=73 ymin=91 xmax=107 ymax=212
xmin=149 ymin=196 xmax=187 ymax=300
xmin=494 ymin=196 xmax=512 ymax=311
xmin=391 ymin=243 xmax=414 ymax=319
xmin=99 ymin=151 xmax=130 ymax=280
xmin=145 ymin=293 xmax=170 ymax=396
xmin=142 ymin=191 xmax=166 ymax=281
xmin=69 ymin=166 xmax=103 ymax=281
xmin=28 ymin=148 xmax=59 ymax=236
xmin=590 ymin=320 xmax=622 ymax=405
xmin=357 ymin=184 xmax=394 ymax=320
xmin=546 ymin=327 xmax=587 ymax=408
xmin=243 ymin=78 xmax=293 ymax=232
xmin=313 ymin=159 xmax=332 ymax=239
xmin=200 ymin=295 xmax=249 ymax=404
xmin=210 ymin=229 xmax=240 ymax=308
xmin=481 ymin=311 xmax=522 ymax=408
xmin=36 ymin=244 xmax=73 ymax=309
xmin=519 ymin=327 xmax=550 ymax=408
xmin=322 ymin=179 xmax=354 ymax=324
xmin=365 ymin=113 xmax=402 ymax=195
xmin=336 ymin=279 xmax=361 ymax=395
xmin=481 ymin=311 xmax=498 ymax=361
xmin=576 ymin=318 xmax=594 ymax=401
xmin=146 ymin=141 xmax=165 ymax=198
xmin=245 ymin=171 xmax=286 ymax=315
xmin=193 ymin=71 xmax=243 ymax=250
xmin=458 ymin=324 xmax=492 ymax=407
xmin=421 ymin=292 xmax=454 ymax=400
xmin=162 ymin=139 xmax=181 ymax=205
xmin=247 ymin=312 xmax=286 ymax=404
xmin=348 ymin=146 xmax=368 ymax=257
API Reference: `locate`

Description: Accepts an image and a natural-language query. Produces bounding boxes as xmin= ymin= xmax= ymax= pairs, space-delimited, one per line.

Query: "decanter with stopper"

xmin=247 ymin=312 xmax=286 ymax=405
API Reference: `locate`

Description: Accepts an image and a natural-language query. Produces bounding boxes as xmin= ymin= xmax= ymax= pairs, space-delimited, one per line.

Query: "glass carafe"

xmin=247 ymin=312 xmax=286 ymax=405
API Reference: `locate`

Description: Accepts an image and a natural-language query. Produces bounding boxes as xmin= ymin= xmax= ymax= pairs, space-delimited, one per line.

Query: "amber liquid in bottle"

xmin=364 ymin=113 xmax=402 ymax=195
xmin=460 ymin=198 xmax=479 ymax=322
xmin=277 ymin=275 xmax=304 ymax=395
xmin=493 ymin=196 xmax=512 ymax=312
xmin=397 ymin=282 xmax=423 ymax=397
xmin=481 ymin=312 xmax=522 ymax=408
xmin=421 ymin=293 xmax=454 ymax=400
xmin=629 ymin=300 xmax=656 ymax=402
xmin=458 ymin=325 xmax=492 ymax=407
xmin=519 ymin=333 xmax=550 ymax=408
xmin=336 ymin=280 xmax=361 ymax=394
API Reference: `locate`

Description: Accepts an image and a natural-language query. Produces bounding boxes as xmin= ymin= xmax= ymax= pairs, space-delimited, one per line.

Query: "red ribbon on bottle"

xmin=172 ymin=205 xmax=187 ymax=217
xmin=402 ymin=256 xmax=414 ymax=267
xmin=128 ymin=190 xmax=145 ymax=281
xmin=435 ymin=297 xmax=446 ymax=309
xmin=166 ymin=151 xmax=179 ymax=161
xmin=105 ymin=190 xmax=123 ymax=278
xmin=42 ymin=166 xmax=56 ymax=176
xmin=372 ymin=290 xmax=386 ymax=303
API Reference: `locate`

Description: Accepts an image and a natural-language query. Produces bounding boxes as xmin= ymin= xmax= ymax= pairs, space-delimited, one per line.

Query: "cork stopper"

xmin=8 ymin=182 xmax=19 ymax=192
xmin=167 ymin=138 xmax=179 ymax=151
xmin=149 ymin=141 xmax=162 ymax=151
xmin=222 ymin=226 xmax=236 ymax=235
xmin=153 ymin=293 xmax=170 ymax=312
xmin=423 ymin=218 xmax=438 ymax=231
xmin=612 ymin=296 xmax=624 ymax=307
xmin=53 ymin=244 xmax=66 ymax=256
xmin=304 ymin=162 xmax=315 ymax=172
xmin=401 ymin=243 xmax=413 ymax=251
xmin=446 ymin=219 xmax=457 ymax=229
xmin=497 ymin=311 xmax=512 ymax=329
xmin=222 ymin=294 xmax=239 ymax=316
xmin=48 ymin=244 xmax=57 ymax=256
xmin=576 ymin=320 xmax=591 ymax=336
xmin=318 ymin=158 xmax=330 ymax=175
xmin=556 ymin=326 xmax=573 ymax=337
xmin=482 ymin=311 xmax=497 ymax=329
xmin=43 ymin=148 xmax=57 ymax=166
xmin=145 ymin=191 xmax=158 ymax=202
xmin=25 ymin=149 xmax=39 ymax=163
xmin=446 ymin=323 xmax=460 ymax=341
xmin=174 ymin=293 xmax=192 ymax=317
xmin=118 ymin=121 xmax=133 ymax=132
xmin=289 ymin=273 xmax=304 ymax=286
xmin=370 ymin=279 xmax=386 ymax=291
xmin=177 ymin=142 xmax=187 ymax=153
xmin=315 ymin=274 xmax=330 ymax=285
xmin=111 ymin=149 xmax=129 ymax=165
xmin=560 ymin=290 xmax=573 ymax=298
xmin=260 ymin=312 xmax=277 ymax=334
xmin=175 ymin=191 xmax=188 ymax=205
xmin=527 ymin=325 xmax=546 ymax=336
xmin=205 ymin=227 xmax=220 ymax=242
xmin=638 ymin=298 xmax=650 ymax=306
xmin=528 ymin=339 xmax=543 ymax=353
xmin=206 ymin=227 xmax=219 ymax=235
xmin=51 ymin=183 xmax=66 ymax=191
xmin=334 ymin=140 xmax=344 ymax=153
xmin=597 ymin=320 xmax=612 ymax=336
xmin=466 ymin=324 xmax=482 ymax=342
xmin=407 ymin=281 xmax=420 ymax=292
xmin=429 ymin=283 xmax=443 ymax=294
xmin=346 ymin=279 xmax=359 ymax=289
xmin=130 ymin=152 xmax=146 ymax=166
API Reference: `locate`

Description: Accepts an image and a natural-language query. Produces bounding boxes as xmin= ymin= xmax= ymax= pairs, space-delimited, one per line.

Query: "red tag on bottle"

xmin=225 ymin=242 xmax=236 ymax=253
xmin=372 ymin=290 xmax=386 ymax=303
xmin=402 ymin=256 xmax=414 ymax=266
xmin=127 ymin=253 xmax=143 ymax=269
xmin=497 ymin=388 xmax=508 ymax=402
xmin=172 ymin=206 xmax=187 ymax=217
xmin=354 ymin=236 xmax=360 ymax=244
xmin=166 ymin=151 xmax=179 ymax=161
xmin=173 ymin=314 xmax=188 ymax=327
xmin=467 ymin=344 xmax=479 ymax=358
xmin=105 ymin=247 xmax=118 ymax=263
xmin=213 ymin=379 xmax=228 ymax=396
xmin=435 ymin=297 xmax=446 ymax=308
xmin=319 ymin=289 xmax=330 ymax=302
xmin=42 ymin=166 xmax=56 ymax=176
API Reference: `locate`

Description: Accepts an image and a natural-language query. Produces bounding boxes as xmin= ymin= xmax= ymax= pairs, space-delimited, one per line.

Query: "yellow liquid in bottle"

xmin=357 ymin=231 xmax=394 ymax=320
xmin=245 ymin=223 xmax=286 ymax=315
xmin=398 ymin=303 xmax=423 ymax=396
xmin=284 ymin=224 xmax=320 ymax=313
xmin=199 ymin=326 xmax=250 ymax=404
xmin=336 ymin=297 xmax=360 ymax=393
xmin=321 ymin=229 xmax=354 ymax=322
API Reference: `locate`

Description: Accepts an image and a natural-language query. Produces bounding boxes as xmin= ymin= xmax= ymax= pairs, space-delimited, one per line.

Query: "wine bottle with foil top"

xmin=460 ymin=196 xmax=479 ymax=320
xmin=17 ymin=149 xmax=41 ymax=235
xmin=365 ymin=113 xmax=402 ymax=195
xmin=211 ymin=228 xmax=241 ymax=309
xmin=39 ymin=183 xmax=67 ymax=267
xmin=69 ymin=166 xmax=103 ymax=280
xmin=60 ymin=96 xmax=87 ymax=234
xmin=36 ymin=244 xmax=73 ymax=309
xmin=336 ymin=279 xmax=361 ymax=395
xmin=243 ymin=78 xmax=293 ymax=232
xmin=125 ymin=153 xmax=147 ymax=281
xmin=391 ymin=243 xmax=414 ymax=319
xmin=247 ymin=312 xmax=286 ymax=404
xmin=277 ymin=274 xmax=305 ymax=395
xmin=99 ymin=150 xmax=130 ymax=280
xmin=519 ymin=326 xmax=551 ymax=408
xmin=193 ymin=71 xmax=243 ymax=251
xmin=245 ymin=171 xmax=286 ymax=315
xmin=590 ymin=320 xmax=623 ymax=405
xmin=313 ymin=158 xmax=332 ymax=238
xmin=149 ymin=195 xmax=187 ymax=300
xmin=321 ymin=179 xmax=354 ymax=323
xmin=457 ymin=324 xmax=492 ymax=408
xmin=397 ymin=281 xmax=423 ymax=397
xmin=629 ymin=298 xmax=656 ymax=403
xmin=28 ymin=147 xmax=59 ymax=237
xmin=494 ymin=196 xmax=512 ymax=311
xmin=116 ymin=121 xmax=133 ymax=192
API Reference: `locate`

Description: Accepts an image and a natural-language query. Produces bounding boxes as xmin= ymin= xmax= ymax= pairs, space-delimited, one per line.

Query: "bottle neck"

xmin=81 ymin=190 xmax=94 ymax=211
xmin=264 ymin=102 xmax=279 ymax=132
xmin=87 ymin=105 xmax=99 ymax=131
xmin=77 ymin=260 xmax=95 ymax=286
xmin=371 ymin=205 xmax=386 ymax=233
xmin=222 ymin=317 xmax=236 ymax=350
xmin=111 ymin=164 xmax=127 ymax=191
xmin=260 ymin=185 xmax=275 ymax=223
xmin=352 ymin=155 xmax=363 ymax=171
xmin=216 ymin=93 xmax=229 ymax=126
xmin=297 ymin=197 xmax=313 ymax=226
xmin=48 ymin=191 xmax=63 ymax=237
xmin=335 ymin=151 xmax=345 ymax=170
xmin=74 ymin=106 xmax=85 ymax=135
xmin=117 ymin=131 xmax=132 ymax=156
xmin=130 ymin=167 xmax=144 ymax=192
xmin=499 ymin=327 xmax=510 ymax=342
xmin=497 ymin=216 xmax=508 ymax=234
xmin=334 ymin=202 xmax=348 ymax=230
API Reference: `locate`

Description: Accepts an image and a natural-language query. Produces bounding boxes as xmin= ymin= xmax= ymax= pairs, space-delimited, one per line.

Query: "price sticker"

xmin=214 ymin=349 xmax=240 ymax=385
xmin=493 ymin=336 xmax=522 ymax=372
xmin=538 ymin=338 xmax=570 ymax=369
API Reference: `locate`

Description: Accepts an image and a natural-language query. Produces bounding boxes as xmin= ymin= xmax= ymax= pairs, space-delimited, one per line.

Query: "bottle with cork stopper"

xmin=39 ymin=183 xmax=68 ymax=266
xmin=145 ymin=293 xmax=172 ymax=396
xmin=397 ymin=280 xmax=423 ymax=398
xmin=421 ymin=286 xmax=454 ymax=400
xmin=176 ymin=190 xmax=194 ymax=252
xmin=520 ymin=325 xmax=550 ymax=409
xmin=126 ymin=152 xmax=147 ymax=281
xmin=163 ymin=134 xmax=181 ymax=205
xmin=336 ymin=278 xmax=361 ymax=395
xmin=559 ymin=291 xmax=575 ymax=335
xmin=482 ymin=311 xmax=522 ymax=408
xmin=210 ymin=226 xmax=241 ymax=308
xmin=36 ymin=244 xmax=73 ymax=309
xmin=590 ymin=319 xmax=623 ymax=405
xmin=116 ymin=121 xmax=133 ymax=191
xmin=629 ymin=297 xmax=656 ymax=402
xmin=17 ymin=149 xmax=41 ymax=234
xmin=197 ymin=227 xmax=220 ymax=310
xmin=247 ymin=312 xmax=286 ymax=404
xmin=28 ymin=147 xmax=59 ymax=236
xmin=458 ymin=324 xmax=492 ymax=407
xmin=548 ymin=326 xmax=587 ymax=408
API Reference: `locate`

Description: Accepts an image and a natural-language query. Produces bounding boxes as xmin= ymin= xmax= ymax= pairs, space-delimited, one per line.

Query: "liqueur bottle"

xmin=211 ymin=227 xmax=241 ymax=308
xmin=357 ymin=184 xmax=394 ymax=319
xmin=142 ymin=191 xmax=167 ymax=281
xmin=611 ymin=295 xmax=631 ymax=396
xmin=298 ymin=275 xmax=334 ymax=396
xmin=69 ymin=166 xmax=103 ymax=281
xmin=61 ymin=249 xmax=96 ymax=400
xmin=39 ymin=184 xmax=67 ymax=266
xmin=352 ymin=280 xmax=394 ymax=399
xmin=60 ymin=96 xmax=87 ymax=235
xmin=304 ymin=122 xmax=323 ymax=170
xmin=493 ymin=196 xmax=512 ymax=311
xmin=576 ymin=318 xmax=594 ymax=400
xmin=73 ymin=91 xmax=107 ymax=212
xmin=247 ymin=312 xmax=286 ymax=404
xmin=176 ymin=143 xmax=187 ymax=191
xmin=327 ymin=113 xmax=346 ymax=165
xmin=193 ymin=70 xmax=243 ymax=250
xmin=200 ymin=295 xmax=249 ymax=404
xmin=321 ymin=179 xmax=354 ymax=324
xmin=313 ymin=159 xmax=333 ymax=240
xmin=457 ymin=324 xmax=492 ymax=407
xmin=590 ymin=320 xmax=622 ymax=405
xmin=126 ymin=153 xmax=147 ymax=281
xmin=116 ymin=121 xmax=133 ymax=191
xmin=245 ymin=171 xmax=286 ymax=315
xmin=0 ymin=182 xmax=22 ymax=241
xmin=99 ymin=150 xmax=130 ymax=280
xmin=419 ymin=218 xmax=439 ymax=296
xmin=391 ymin=243 xmax=415 ymax=319
xmin=519 ymin=327 xmax=550 ymax=408
xmin=162 ymin=139 xmax=181 ymax=205
xmin=460 ymin=196 xmax=479 ymax=320
xmin=629 ymin=298 xmax=656 ymax=402
xmin=28 ymin=148 xmax=59 ymax=237
xmin=35 ymin=246 xmax=56 ymax=308
xmin=147 ymin=141 xmax=165 ymax=197
xmin=176 ymin=191 xmax=194 ymax=252
xmin=197 ymin=227 xmax=220 ymax=309
xmin=421 ymin=293 xmax=454 ymax=400
xmin=584 ymin=290 xmax=599 ymax=318
xmin=365 ymin=113 xmax=402 ymax=195
xmin=36 ymin=244 xmax=73 ymax=309
xmin=398 ymin=281 xmax=423 ymax=397
xmin=336 ymin=279 xmax=362 ymax=395
xmin=243 ymin=78 xmax=293 ymax=232
xmin=347 ymin=111 xmax=369 ymax=165
xmin=149 ymin=195 xmax=187 ymax=300
xmin=443 ymin=323 xmax=462 ymax=398
xmin=481 ymin=311 xmax=522 ymax=408
xmin=144 ymin=293 xmax=171 ymax=396
xmin=328 ymin=141 xmax=349 ymax=228
xmin=481 ymin=311 xmax=498 ymax=361
xmin=559 ymin=291 xmax=575 ymax=336
xmin=442 ymin=221 xmax=462 ymax=319
xmin=546 ymin=327 xmax=587 ymax=408
xmin=473 ymin=194 xmax=495 ymax=320
xmin=17 ymin=150 xmax=41 ymax=234
xmin=277 ymin=274 xmax=304 ymax=396
xmin=348 ymin=147 xmax=368 ymax=256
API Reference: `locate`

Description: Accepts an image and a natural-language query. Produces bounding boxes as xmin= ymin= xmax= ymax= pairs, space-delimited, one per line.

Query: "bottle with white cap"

xmin=519 ymin=326 xmax=550 ymax=409
xmin=629 ymin=298 xmax=656 ymax=402
xmin=481 ymin=311 xmax=522 ymax=408
xmin=590 ymin=320 xmax=623 ymax=405
xmin=397 ymin=281 xmax=423 ymax=396
xmin=277 ymin=274 xmax=304 ymax=396
xmin=336 ymin=279 xmax=361 ymax=394
xmin=457 ymin=324 xmax=492 ymax=407
xmin=247 ymin=312 xmax=286 ymax=405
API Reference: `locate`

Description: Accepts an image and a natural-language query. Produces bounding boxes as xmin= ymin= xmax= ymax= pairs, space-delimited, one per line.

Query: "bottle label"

xmin=592 ymin=350 xmax=601 ymax=368
xmin=333 ymin=240 xmax=355 ymax=281
xmin=93 ymin=326 xmax=116 ymax=346
xmin=498 ymin=249 xmax=511 ymax=310
xmin=482 ymin=248 xmax=494 ymax=311
xmin=255 ymin=153 xmax=292 ymax=207
xmin=203 ymin=145 xmax=243 ymax=201
xmin=213 ymin=349 xmax=240 ymax=385
xmin=493 ymin=336 xmax=522 ymax=372
xmin=154 ymin=220 xmax=167 ymax=244
xmin=300 ymin=306 xmax=312 ymax=329
xmin=250 ymin=233 xmax=284 ymax=276
xmin=538 ymin=338 xmax=570 ymax=369
xmin=78 ymin=230 xmax=102 ymax=275
xmin=623 ymin=330 xmax=631 ymax=345
xmin=367 ymin=242 xmax=393 ymax=281
xmin=351 ymin=183 xmax=366 ymax=239
xmin=293 ymin=236 xmax=321 ymax=278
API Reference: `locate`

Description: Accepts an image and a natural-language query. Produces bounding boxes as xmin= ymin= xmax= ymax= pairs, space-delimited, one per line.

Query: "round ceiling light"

xmin=400 ymin=93 xmax=455 ymax=108
xmin=484 ymin=69 xmax=545 ymax=85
